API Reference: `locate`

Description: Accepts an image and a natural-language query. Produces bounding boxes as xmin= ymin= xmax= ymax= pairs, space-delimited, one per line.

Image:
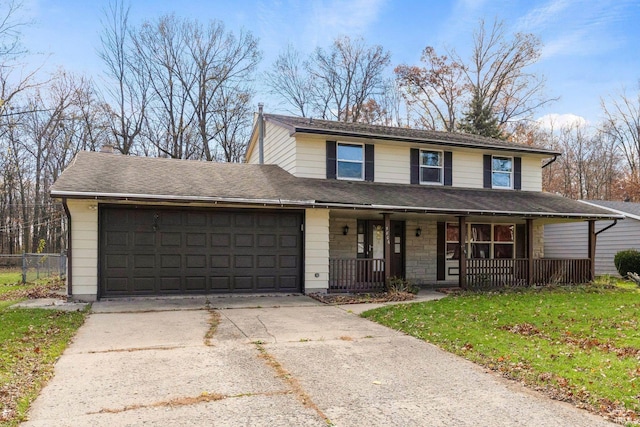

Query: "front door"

xmin=357 ymin=220 xmax=405 ymax=278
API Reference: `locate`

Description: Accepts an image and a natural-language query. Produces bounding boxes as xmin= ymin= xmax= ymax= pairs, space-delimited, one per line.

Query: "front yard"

xmin=363 ymin=281 xmax=640 ymax=425
xmin=0 ymin=274 xmax=87 ymax=426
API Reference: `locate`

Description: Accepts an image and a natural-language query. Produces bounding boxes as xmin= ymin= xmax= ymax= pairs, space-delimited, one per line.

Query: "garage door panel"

xmin=186 ymin=233 xmax=206 ymax=247
xmin=211 ymin=233 xmax=230 ymax=247
xmin=280 ymin=235 xmax=298 ymax=248
xmin=186 ymin=255 xmax=206 ymax=268
xmin=185 ymin=277 xmax=206 ymax=291
xmin=160 ymin=233 xmax=181 ymax=247
xmin=210 ymin=276 xmax=230 ymax=290
xmin=133 ymin=254 xmax=156 ymax=269
xmin=234 ymin=276 xmax=253 ymax=290
xmin=279 ymin=276 xmax=298 ymax=290
xmin=100 ymin=207 xmax=302 ymax=296
xmin=134 ymin=232 xmax=155 ymax=246
xmin=235 ymin=234 xmax=254 ymax=247
xmin=133 ymin=278 xmax=156 ymax=292
xmin=235 ymin=255 xmax=254 ymax=268
xmin=159 ymin=277 xmax=181 ymax=291
xmin=257 ymin=276 xmax=276 ymax=289
xmin=258 ymin=255 xmax=276 ymax=268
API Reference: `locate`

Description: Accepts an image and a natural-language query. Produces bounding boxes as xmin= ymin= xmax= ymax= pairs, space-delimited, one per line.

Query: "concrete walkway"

xmin=22 ymin=294 xmax=616 ymax=426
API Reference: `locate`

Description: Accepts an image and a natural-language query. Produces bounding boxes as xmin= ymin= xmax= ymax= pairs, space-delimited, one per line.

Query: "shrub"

xmin=614 ymin=249 xmax=640 ymax=278
xmin=385 ymin=276 xmax=419 ymax=294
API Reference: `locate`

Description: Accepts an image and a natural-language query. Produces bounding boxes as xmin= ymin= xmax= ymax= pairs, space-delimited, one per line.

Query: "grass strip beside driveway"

xmin=363 ymin=284 xmax=640 ymax=425
xmin=0 ymin=279 xmax=87 ymax=426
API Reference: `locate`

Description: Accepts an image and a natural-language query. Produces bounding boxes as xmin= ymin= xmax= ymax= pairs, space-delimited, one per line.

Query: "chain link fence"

xmin=0 ymin=253 xmax=67 ymax=284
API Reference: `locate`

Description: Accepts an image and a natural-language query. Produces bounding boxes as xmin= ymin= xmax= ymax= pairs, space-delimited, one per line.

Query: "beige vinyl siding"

xmin=246 ymin=140 xmax=258 ymax=164
xmin=521 ymin=156 xmax=542 ymax=191
xmin=452 ymin=150 xmax=484 ymax=188
xmin=304 ymin=208 xmax=329 ymax=291
xmin=374 ymin=144 xmax=410 ymax=184
xmin=295 ymin=137 xmax=326 ymax=178
xmin=68 ymin=199 xmax=98 ymax=300
xmin=261 ymin=121 xmax=297 ymax=173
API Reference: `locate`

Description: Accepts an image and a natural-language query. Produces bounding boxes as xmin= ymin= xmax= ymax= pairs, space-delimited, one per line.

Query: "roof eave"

xmin=51 ymin=190 xmax=620 ymax=220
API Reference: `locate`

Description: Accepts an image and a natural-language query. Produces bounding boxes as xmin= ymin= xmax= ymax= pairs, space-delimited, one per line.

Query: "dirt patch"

xmin=308 ymin=291 xmax=416 ymax=305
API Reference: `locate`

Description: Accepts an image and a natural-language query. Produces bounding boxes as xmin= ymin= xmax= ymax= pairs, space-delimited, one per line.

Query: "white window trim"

xmin=420 ymin=149 xmax=444 ymax=185
xmin=336 ymin=142 xmax=364 ymax=181
xmin=491 ymin=155 xmax=513 ymax=189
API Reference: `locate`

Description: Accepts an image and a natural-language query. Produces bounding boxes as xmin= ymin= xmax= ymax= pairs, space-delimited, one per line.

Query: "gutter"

xmin=61 ymin=198 xmax=72 ymax=298
xmin=51 ymin=191 xmax=623 ymax=221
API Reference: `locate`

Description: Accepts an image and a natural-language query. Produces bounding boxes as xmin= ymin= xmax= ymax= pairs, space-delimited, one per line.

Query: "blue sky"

xmin=19 ymin=0 xmax=640 ymax=127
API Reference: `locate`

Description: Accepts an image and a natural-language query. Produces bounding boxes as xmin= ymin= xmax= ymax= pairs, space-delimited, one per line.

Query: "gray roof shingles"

xmin=264 ymin=114 xmax=561 ymax=156
xmin=583 ymin=200 xmax=640 ymax=219
xmin=50 ymin=151 xmax=618 ymax=219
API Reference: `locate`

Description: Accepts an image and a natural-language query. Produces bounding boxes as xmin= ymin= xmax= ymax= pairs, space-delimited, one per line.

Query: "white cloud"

xmin=537 ymin=113 xmax=587 ymax=130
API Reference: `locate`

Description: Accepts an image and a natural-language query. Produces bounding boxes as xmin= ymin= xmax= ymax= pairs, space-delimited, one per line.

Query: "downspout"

xmin=258 ymin=103 xmax=264 ymax=164
xmin=61 ymin=198 xmax=72 ymax=298
xmin=542 ymin=155 xmax=558 ymax=168
xmin=595 ymin=219 xmax=618 ymax=236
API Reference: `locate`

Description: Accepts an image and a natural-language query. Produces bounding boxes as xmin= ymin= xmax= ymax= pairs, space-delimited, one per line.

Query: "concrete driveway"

xmin=23 ymin=294 xmax=616 ymax=427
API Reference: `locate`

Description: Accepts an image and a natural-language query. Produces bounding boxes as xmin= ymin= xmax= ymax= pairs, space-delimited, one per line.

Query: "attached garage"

xmin=100 ymin=206 xmax=303 ymax=297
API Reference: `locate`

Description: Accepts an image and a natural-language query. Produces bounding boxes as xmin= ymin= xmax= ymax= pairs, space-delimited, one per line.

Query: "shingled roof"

xmin=264 ymin=114 xmax=561 ymax=156
xmin=51 ymin=151 xmax=619 ymax=220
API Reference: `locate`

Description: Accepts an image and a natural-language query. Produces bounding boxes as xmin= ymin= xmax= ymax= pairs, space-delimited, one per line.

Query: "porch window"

xmin=446 ymin=222 xmax=515 ymax=259
xmin=492 ymin=156 xmax=513 ymax=189
xmin=420 ymin=150 xmax=443 ymax=184
xmin=446 ymin=223 xmax=460 ymax=260
xmin=357 ymin=222 xmax=365 ymax=255
xmin=337 ymin=143 xmax=364 ymax=180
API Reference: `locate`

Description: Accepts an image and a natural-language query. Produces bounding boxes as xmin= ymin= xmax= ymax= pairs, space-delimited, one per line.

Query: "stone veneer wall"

xmin=328 ymin=217 xmax=358 ymax=258
xmin=533 ymin=222 xmax=544 ymax=259
xmin=404 ymin=219 xmax=438 ymax=285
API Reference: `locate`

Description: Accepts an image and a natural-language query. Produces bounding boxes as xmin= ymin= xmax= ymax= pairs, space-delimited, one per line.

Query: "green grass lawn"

xmin=363 ymin=282 xmax=640 ymax=424
xmin=0 ymin=278 xmax=87 ymax=426
xmin=0 ymin=271 xmax=22 ymax=287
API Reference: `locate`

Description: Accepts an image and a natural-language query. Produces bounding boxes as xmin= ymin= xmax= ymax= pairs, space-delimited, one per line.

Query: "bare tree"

xmin=395 ymin=47 xmax=465 ymax=131
xmin=601 ymin=88 xmax=640 ymax=176
xmin=98 ymin=0 xmax=148 ymax=155
xmin=266 ymin=36 xmax=391 ymax=123
xmin=264 ymin=44 xmax=312 ymax=117
xmin=396 ymin=19 xmax=555 ymax=134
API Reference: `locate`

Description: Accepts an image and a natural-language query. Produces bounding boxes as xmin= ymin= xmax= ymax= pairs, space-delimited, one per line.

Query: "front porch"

xmin=327 ymin=214 xmax=599 ymax=293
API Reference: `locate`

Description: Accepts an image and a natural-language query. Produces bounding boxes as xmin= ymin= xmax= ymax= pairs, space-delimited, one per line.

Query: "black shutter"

xmin=365 ymin=144 xmax=374 ymax=182
xmin=483 ymin=154 xmax=492 ymax=189
xmin=514 ymin=157 xmax=522 ymax=190
xmin=444 ymin=151 xmax=452 ymax=186
xmin=326 ymin=141 xmax=337 ymax=179
xmin=410 ymin=148 xmax=420 ymax=184
xmin=437 ymin=222 xmax=446 ymax=280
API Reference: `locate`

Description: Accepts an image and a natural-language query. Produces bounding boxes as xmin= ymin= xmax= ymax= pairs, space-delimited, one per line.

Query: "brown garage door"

xmin=100 ymin=206 xmax=303 ymax=297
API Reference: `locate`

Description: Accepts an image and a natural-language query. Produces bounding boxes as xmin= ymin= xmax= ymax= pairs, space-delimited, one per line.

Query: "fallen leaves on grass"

xmin=0 ymin=279 xmax=66 ymax=302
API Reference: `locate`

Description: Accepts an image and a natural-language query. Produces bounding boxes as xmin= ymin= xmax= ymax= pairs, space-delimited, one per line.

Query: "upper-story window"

xmin=420 ymin=150 xmax=443 ymax=184
xmin=337 ymin=143 xmax=364 ymax=180
xmin=492 ymin=156 xmax=513 ymax=189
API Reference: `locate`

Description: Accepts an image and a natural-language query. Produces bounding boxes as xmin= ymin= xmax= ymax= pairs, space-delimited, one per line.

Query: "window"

xmin=446 ymin=222 xmax=515 ymax=259
xmin=337 ymin=143 xmax=364 ymax=180
xmin=492 ymin=156 xmax=513 ymax=188
xmin=420 ymin=150 xmax=443 ymax=184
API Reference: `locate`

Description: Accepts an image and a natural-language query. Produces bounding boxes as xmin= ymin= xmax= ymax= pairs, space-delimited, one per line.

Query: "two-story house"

xmin=51 ymin=110 xmax=621 ymax=301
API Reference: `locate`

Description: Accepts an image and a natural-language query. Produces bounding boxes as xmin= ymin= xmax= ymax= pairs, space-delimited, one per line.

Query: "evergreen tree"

xmin=458 ymin=91 xmax=504 ymax=139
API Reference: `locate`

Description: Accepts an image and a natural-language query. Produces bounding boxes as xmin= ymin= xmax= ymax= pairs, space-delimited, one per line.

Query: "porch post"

xmin=526 ymin=218 xmax=534 ymax=286
xmin=383 ymin=213 xmax=391 ymax=283
xmin=458 ymin=216 xmax=467 ymax=289
xmin=588 ymin=220 xmax=596 ymax=281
